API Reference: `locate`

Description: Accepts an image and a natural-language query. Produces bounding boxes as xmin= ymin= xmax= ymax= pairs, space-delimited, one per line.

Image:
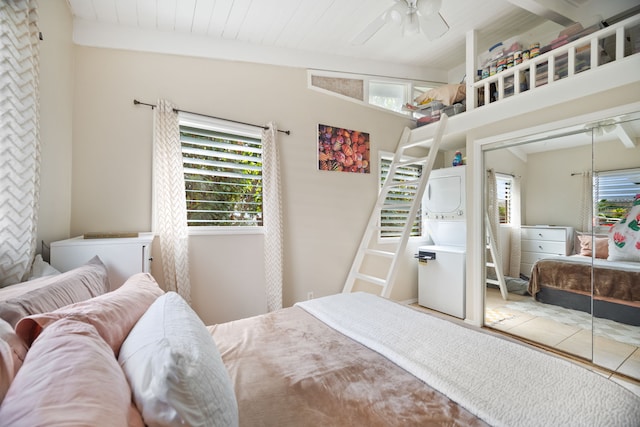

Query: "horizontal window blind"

xmin=496 ymin=174 xmax=512 ymax=224
xmin=380 ymin=156 xmax=422 ymax=238
xmin=595 ymin=168 xmax=640 ymax=224
xmin=181 ymin=125 xmax=263 ymax=227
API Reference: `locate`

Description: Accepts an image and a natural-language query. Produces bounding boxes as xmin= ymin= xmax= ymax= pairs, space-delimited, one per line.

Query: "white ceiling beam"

xmin=614 ymin=122 xmax=638 ymax=148
xmin=507 ymin=146 xmax=528 ymax=162
xmin=507 ymin=0 xmax=575 ymax=26
xmin=72 ymin=18 xmax=446 ymax=82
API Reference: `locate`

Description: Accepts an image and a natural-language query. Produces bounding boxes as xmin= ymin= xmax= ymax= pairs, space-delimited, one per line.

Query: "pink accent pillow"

xmin=0 ymin=256 xmax=109 ymax=327
xmin=0 ymin=319 xmax=28 ymax=404
xmin=0 ymin=319 xmax=132 ymax=426
xmin=15 ymin=273 xmax=164 ymax=356
xmin=577 ymin=235 xmax=609 ymax=259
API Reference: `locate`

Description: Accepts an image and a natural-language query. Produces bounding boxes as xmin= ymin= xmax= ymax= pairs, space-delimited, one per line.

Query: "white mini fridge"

xmin=50 ymin=233 xmax=154 ymax=290
xmin=417 ymin=245 xmax=465 ymax=319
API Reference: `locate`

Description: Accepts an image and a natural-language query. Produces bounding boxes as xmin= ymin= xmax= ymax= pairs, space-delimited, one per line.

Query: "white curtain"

xmin=153 ymin=99 xmax=191 ymax=303
xmin=0 ymin=0 xmax=40 ymax=286
xmin=508 ymin=176 xmax=522 ymax=277
xmin=580 ymin=171 xmax=593 ymax=232
xmin=486 ymin=169 xmax=500 ymax=256
xmin=262 ymin=123 xmax=283 ymax=312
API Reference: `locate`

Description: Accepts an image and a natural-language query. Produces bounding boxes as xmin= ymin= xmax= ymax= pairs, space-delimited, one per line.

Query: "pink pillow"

xmin=0 ymin=319 xmax=132 ymax=426
xmin=0 ymin=319 xmax=28 ymax=404
xmin=0 ymin=256 xmax=109 ymax=327
xmin=16 ymin=273 xmax=164 ymax=356
xmin=577 ymin=235 xmax=609 ymax=259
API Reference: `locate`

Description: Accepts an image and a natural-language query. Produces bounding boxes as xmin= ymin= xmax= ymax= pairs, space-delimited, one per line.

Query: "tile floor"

xmin=484 ymin=287 xmax=640 ymax=396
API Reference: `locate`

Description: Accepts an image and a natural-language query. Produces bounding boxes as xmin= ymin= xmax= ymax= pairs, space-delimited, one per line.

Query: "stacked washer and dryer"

xmin=417 ymin=165 xmax=466 ymax=319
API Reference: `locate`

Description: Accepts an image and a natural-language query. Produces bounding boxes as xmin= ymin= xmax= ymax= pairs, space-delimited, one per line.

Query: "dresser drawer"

xmin=521 ymin=239 xmax=567 ymax=255
xmin=521 ymin=227 xmax=567 ymax=242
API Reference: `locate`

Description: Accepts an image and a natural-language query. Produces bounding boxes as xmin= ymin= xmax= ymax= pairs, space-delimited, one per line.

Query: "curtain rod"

xmin=571 ymin=168 xmax=629 ymax=176
xmin=133 ymin=99 xmax=291 ymax=135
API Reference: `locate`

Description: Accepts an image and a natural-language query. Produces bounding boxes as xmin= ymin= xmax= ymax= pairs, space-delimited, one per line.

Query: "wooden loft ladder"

xmin=342 ymin=115 xmax=448 ymax=298
xmin=485 ymin=213 xmax=508 ymax=300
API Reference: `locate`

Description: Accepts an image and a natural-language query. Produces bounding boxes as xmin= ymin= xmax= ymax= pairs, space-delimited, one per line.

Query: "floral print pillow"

xmin=608 ymin=194 xmax=640 ymax=262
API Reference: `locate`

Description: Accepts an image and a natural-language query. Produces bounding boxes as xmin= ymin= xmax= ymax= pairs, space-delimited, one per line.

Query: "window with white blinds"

xmin=379 ymin=154 xmax=422 ymax=239
xmin=180 ymin=119 xmax=263 ymax=228
xmin=496 ymin=174 xmax=513 ymax=224
xmin=595 ymin=168 xmax=640 ymax=225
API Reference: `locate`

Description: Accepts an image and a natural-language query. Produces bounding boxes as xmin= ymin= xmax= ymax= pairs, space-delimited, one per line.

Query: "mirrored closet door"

xmin=483 ymin=111 xmax=640 ymax=381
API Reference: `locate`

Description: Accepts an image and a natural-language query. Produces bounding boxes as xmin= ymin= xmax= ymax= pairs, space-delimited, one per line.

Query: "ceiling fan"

xmin=351 ymin=0 xmax=449 ymax=45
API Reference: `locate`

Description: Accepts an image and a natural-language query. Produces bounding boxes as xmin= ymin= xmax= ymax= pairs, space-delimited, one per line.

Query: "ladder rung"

xmin=396 ymin=156 xmax=429 ymax=166
xmin=354 ymin=273 xmax=386 ymax=287
xmin=382 ymin=203 xmax=412 ymax=210
xmin=364 ymin=249 xmax=395 ymax=258
xmin=401 ymin=139 xmax=432 ymax=149
xmin=486 ymin=279 xmax=501 ymax=285
xmin=487 ymin=262 xmax=496 ymax=267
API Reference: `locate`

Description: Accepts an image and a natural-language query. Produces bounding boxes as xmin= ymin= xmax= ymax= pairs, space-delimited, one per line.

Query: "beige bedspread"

xmin=528 ymin=255 xmax=640 ymax=304
xmin=208 ymin=306 xmax=487 ymax=427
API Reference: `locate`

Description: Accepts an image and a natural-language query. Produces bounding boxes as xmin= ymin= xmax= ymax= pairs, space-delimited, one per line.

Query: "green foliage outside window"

xmin=182 ymin=128 xmax=263 ymax=227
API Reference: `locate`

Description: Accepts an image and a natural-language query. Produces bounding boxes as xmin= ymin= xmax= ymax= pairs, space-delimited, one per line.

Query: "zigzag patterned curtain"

xmin=0 ymin=0 xmax=40 ymax=286
xmin=262 ymin=123 xmax=283 ymax=311
xmin=507 ymin=176 xmax=522 ymax=277
xmin=486 ymin=169 xmax=499 ymax=256
xmin=153 ymin=99 xmax=191 ymax=302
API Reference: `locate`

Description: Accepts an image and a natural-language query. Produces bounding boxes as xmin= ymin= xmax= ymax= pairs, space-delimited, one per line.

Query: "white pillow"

xmin=28 ymin=254 xmax=61 ymax=280
xmin=608 ymin=197 xmax=640 ymax=262
xmin=118 ymin=292 xmax=238 ymax=427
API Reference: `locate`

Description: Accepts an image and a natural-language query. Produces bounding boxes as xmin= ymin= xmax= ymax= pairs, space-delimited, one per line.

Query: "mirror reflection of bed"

xmin=482 ymin=111 xmax=640 ymax=384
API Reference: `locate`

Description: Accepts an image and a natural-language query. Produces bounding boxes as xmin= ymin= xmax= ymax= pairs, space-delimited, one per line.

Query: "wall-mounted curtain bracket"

xmin=133 ymin=99 xmax=291 ymax=135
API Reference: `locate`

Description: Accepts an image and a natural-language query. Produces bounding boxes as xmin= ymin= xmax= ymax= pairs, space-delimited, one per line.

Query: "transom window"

xmin=179 ymin=114 xmax=263 ymax=228
xmin=369 ymin=81 xmax=409 ymax=114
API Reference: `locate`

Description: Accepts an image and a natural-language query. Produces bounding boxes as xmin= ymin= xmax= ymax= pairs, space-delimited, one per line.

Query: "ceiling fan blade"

xmin=350 ymin=2 xmax=405 ymax=45
xmin=350 ymin=13 xmax=387 ymax=45
xmin=417 ymin=0 xmax=441 ymax=16
xmin=419 ymin=12 xmax=449 ymax=40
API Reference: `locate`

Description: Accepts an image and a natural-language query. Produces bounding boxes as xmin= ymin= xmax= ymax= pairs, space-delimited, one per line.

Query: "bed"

xmin=528 ymin=201 xmax=640 ymax=326
xmin=211 ymin=292 xmax=640 ymax=427
xmin=528 ymin=255 xmax=640 ymax=326
xmin=1 ymin=260 xmax=639 ymax=426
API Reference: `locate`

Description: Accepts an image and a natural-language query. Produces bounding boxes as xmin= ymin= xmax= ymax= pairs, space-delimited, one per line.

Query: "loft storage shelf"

xmin=470 ymin=14 xmax=640 ymax=108
xmin=408 ymin=13 xmax=640 ymax=151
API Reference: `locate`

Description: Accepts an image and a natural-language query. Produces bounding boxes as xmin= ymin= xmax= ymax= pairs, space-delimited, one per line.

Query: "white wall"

xmin=37 ymin=0 xmax=74 ymax=248
xmin=69 ymin=46 xmax=419 ymax=324
xmin=526 ymin=138 xmax=640 ymax=230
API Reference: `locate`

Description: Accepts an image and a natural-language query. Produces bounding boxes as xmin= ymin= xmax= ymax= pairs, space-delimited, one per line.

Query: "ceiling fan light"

xmin=384 ymin=3 xmax=406 ymax=26
xmin=402 ymin=12 xmax=421 ymax=36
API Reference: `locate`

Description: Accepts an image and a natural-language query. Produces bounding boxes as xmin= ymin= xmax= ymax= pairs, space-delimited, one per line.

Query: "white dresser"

xmin=520 ymin=226 xmax=574 ymax=276
xmin=51 ymin=232 xmax=154 ymax=290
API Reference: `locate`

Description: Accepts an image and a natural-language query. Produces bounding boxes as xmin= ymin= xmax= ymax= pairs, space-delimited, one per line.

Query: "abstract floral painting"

xmin=318 ymin=124 xmax=370 ymax=173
